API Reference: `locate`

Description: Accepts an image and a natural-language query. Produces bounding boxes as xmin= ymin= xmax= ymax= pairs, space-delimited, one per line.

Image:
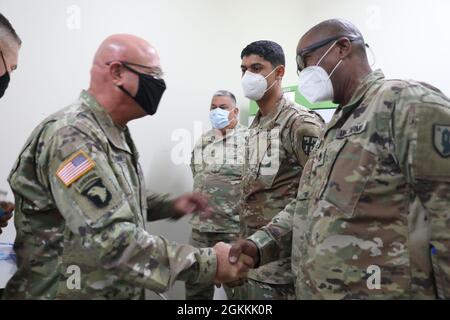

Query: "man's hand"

xmin=229 ymin=239 xmax=259 ymax=266
xmin=213 ymin=242 xmax=254 ymax=286
xmin=0 ymin=201 xmax=14 ymax=234
xmin=224 ymin=239 xmax=260 ymax=287
xmin=171 ymin=192 xmax=213 ymax=219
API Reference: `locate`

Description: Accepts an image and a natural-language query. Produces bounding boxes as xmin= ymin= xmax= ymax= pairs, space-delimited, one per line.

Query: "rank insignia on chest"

xmin=56 ymin=150 xmax=96 ymax=187
xmin=434 ymin=124 xmax=450 ymax=157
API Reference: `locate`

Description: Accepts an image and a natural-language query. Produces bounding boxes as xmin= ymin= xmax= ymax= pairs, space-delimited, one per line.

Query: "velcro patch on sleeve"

xmin=56 ymin=150 xmax=96 ymax=187
xmin=413 ymin=105 xmax=450 ymax=181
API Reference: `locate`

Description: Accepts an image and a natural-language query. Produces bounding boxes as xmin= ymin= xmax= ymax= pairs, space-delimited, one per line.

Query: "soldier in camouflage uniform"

xmin=231 ymin=40 xmax=324 ymax=300
xmin=2 ymin=34 xmax=251 ymax=299
xmin=231 ymin=19 xmax=450 ymax=299
xmin=0 ymin=13 xmax=21 ymax=237
xmin=186 ymin=90 xmax=247 ymax=300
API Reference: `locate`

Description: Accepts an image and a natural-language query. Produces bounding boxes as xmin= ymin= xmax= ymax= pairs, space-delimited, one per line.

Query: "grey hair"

xmin=212 ymin=90 xmax=237 ymax=105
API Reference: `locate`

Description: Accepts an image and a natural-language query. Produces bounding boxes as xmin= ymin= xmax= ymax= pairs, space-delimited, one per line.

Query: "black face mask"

xmin=118 ymin=63 xmax=166 ymax=115
xmin=0 ymin=51 xmax=10 ymax=99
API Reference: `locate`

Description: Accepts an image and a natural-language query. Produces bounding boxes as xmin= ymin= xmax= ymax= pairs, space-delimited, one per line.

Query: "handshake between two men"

xmin=211 ymin=239 xmax=260 ymax=288
xmin=210 ymin=241 xmax=256 ymax=287
xmin=173 ymin=193 xmax=259 ymax=288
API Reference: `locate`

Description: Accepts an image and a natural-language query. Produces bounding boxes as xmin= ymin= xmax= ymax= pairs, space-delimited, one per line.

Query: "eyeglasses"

xmin=105 ymin=60 xmax=165 ymax=79
xmin=296 ymin=35 xmax=362 ymax=73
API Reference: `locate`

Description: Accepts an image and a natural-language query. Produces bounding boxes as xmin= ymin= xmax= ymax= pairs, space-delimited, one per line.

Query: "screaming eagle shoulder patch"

xmin=434 ymin=124 xmax=450 ymax=158
xmin=56 ymin=150 xmax=96 ymax=187
xmin=81 ymin=178 xmax=112 ymax=208
xmin=302 ymin=135 xmax=318 ymax=156
xmin=74 ymin=171 xmax=113 ymax=209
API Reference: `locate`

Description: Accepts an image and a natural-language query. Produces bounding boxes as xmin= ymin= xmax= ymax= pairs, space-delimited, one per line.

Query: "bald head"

xmin=304 ymin=19 xmax=363 ymax=41
xmin=88 ymin=34 xmax=164 ymax=125
xmin=299 ymin=19 xmax=367 ymax=59
xmin=93 ymin=34 xmax=160 ymax=69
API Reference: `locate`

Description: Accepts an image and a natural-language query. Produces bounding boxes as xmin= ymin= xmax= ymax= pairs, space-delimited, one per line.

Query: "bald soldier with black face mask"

xmin=0 ymin=13 xmax=21 ymax=236
xmin=3 ymin=34 xmax=252 ymax=300
xmin=230 ymin=18 xmax=450 ymax=299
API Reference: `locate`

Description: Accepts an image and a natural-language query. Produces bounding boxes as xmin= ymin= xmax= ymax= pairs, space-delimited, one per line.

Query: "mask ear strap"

xmin=264 ymin=65 xmax=281 ymax=79
xmin=264 ymin=77 xmax=279 ymax=93
xmin=328 ymin=59 xmax=343 ymax=79
xmin=116 ymin=62 xmax=140 ymax=99
xmin=263 ymin=65 xmax=281 ymax=93
xmin=316 ymin=40 xmax=338 ymax=66
xmin=118 ymin=84 xmax=135 ymax=99
xmin=1 ymin=51 xmax=8 ymax=72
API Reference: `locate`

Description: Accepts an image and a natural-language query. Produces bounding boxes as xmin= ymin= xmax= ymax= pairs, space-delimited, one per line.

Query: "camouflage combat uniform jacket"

xmin=189 ymin=124 xmax=247 ymax=234
xmin=249 ymin=69 xmax=450 ymax=299
xmin=4 ymin=90 xmax=216 ymax=299
xmin=241 ymin=97 xmax=324 ymax=285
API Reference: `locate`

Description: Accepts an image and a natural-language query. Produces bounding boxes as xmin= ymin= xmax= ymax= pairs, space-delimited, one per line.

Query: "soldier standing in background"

xmin=231 ymin=40 xmax=324 ymax=300
xmin=186 ymin=90 xmax=247 ymax=300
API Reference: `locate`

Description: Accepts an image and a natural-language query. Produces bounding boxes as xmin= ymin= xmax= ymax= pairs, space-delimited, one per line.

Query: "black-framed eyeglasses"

xmin=296 ymin=35 xmax=362 ymax=73
xmin=105 ymin=60 xmax=164 ymax=79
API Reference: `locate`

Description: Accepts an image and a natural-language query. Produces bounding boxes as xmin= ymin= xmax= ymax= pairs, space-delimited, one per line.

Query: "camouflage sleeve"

xmin=394 ymin=84 xmax=450 ymax=298
xmin=190 ymin=137 xmax=206 ymax=194
xmin=290 ymin=115 xmax=324 ymax=167
xmin=38 ymin=125 xmax=216 ymax=292
xmin=190 ymin=136 xmax=204 ymax=177
xmin=146 ymin=193 xmax=176 ymax=222
xmin=247 ymin=197 xmax=296 ymax=266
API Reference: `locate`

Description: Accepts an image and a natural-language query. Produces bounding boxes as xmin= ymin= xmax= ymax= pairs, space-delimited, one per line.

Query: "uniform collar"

xmin=252 ymin=96 xmax=289 ymax=129
xmin=79 ymin=90 xmax=134 ymax=155
xmin=326 ymin=69 xmax=385 ymax=132
xmin=342 ymin=69 xmax=385 ymax=109
xmin=207 ymin=123 xmax=244 ymax=142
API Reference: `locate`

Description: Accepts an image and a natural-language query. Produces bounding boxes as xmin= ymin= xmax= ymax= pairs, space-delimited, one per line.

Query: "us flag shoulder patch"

xmin=56 ymin=150 xmax=96 ymax=187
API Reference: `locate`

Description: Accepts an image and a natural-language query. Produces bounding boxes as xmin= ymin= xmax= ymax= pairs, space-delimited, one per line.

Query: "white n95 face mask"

xmin=241 ymin=67 xmax=279 ymax=101
xmin=298 ymin=40 xmax=342 ymax=104
xmin=209 ymin=108 xmax=230 ymax=129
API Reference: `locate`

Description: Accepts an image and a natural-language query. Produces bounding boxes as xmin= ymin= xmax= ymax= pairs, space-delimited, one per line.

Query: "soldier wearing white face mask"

xmin=230 ymin=40 xmax=325 ymax=300
xmin=230 ymin=18 xmax=450 ymax=300
xmin=297 ymin=34 xmax=366 ymax=104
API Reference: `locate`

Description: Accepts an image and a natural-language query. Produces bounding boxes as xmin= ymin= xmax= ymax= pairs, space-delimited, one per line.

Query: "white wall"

xmin=302 ymin=0 xmax=450 ymax=94
xmin=1 ymin=0 xmax=449 ymax=299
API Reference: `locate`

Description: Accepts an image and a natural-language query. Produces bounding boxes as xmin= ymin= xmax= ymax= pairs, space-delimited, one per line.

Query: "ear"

xmin=109 ymin=62 xmax=124 ymax=86
xmin=233 ymin=107 xmax=240 ymax=115
xmin=276 ymin=65 xmax=285 ymax=80
xmin=337 ymin=37 xmax=352 ymax=59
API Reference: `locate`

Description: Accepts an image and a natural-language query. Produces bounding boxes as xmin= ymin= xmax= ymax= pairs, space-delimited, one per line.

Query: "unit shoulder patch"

xmin=434 ymin=124 xmax=450 ymax=157
xmin=302 ymin=135 xmax=318 ymax=156
xmin=75 ymin=171 xmax=112 ymax=208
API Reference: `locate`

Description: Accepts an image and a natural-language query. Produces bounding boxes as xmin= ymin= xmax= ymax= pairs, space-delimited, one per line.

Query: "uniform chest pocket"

xmin=256 ymin=148 xmax=280 ymax=187
xmin=255 ymin=130 xmax=281 ymax=187
xmin=110 ymin=154 xmax=135 ymax=197
xmin=110 ymin=153 xmax=145 ymax=224
xmin=320 ymin=140 xmax=377 ymax=216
